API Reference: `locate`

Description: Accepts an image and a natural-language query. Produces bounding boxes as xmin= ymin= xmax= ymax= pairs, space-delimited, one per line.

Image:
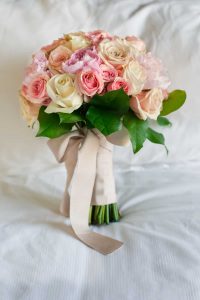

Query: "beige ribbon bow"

xmin=48 ymin=129 xmax=124 ymax=255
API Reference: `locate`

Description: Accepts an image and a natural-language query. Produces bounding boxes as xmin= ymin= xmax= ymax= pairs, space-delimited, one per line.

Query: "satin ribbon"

xmin=48 ymin=129 xmax=123 ymax=255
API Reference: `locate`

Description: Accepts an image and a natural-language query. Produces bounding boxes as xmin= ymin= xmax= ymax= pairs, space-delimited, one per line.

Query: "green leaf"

xmin=160 ymin=90 xmax=186 ymax=116
xmin=59 ymin=111 xmax=83 ymax=124
xmin=86 ymin=106 xmax=122 ymax=135
xmin=123 ymin=110 xmax=148 ymax=153
xmin=91 ymin=89 xmax=130 ymax=114
xmin=157 ymin=116 xmax=172 ymax=127
xmin=36 ymin=106 xmax=73 ymax=138
xmin=147 ymin=128 xmax=168 ymax=153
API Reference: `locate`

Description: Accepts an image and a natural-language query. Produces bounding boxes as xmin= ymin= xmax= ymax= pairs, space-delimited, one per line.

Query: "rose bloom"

xmin=138 ymin=52 xmax=171 ymax=90
xmin=124 ymin=36 xmax=146 ymax=55
xmin=21 ymin=72 xmax=50 ymax=104
xmin=76 ymin=70 xmax=104 ymax=97
xmin=64 ymin=32 xmax=91 ymax=51
xmin=130 ymin=88 xmax=165 ymax=120
xmin=123 ymin=59 xmax=146 ymax=95
xmin=41 ymin=38 xmax=69 ymax=54
xmin=19 ymin=94 xmax=40 ymax=126
xmin=49 ymin=45 xmax=72 ymax=73
xmin=86 ymin=30 xmax=112 ymax=46
xmin=46 ymin=74 xmax=83 ymax=114
xmin=100 ymin=64 xmax=117 ymax=82
xmin=62 ymin=47 xmax=101 ymax=74
xmin=98 ymin=38 xmax=130 ymax=67
xmin=107 ymin=77 xmax=130 ymax=94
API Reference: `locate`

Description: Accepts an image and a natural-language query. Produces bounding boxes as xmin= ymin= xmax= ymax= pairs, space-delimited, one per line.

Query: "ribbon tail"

xmin=47 ymin=132 xmax=83 ymax=217
xmin=70 ymin=131 xmax=123 ymax=255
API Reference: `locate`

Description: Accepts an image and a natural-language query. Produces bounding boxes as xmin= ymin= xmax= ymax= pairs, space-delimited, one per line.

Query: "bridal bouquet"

xmin=19 ymin=30 xmax=186 ymax=254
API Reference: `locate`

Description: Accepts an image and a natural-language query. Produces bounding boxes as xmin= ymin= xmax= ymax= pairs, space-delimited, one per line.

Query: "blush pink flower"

xmin=76 ymin=70 xmax=104 ymax=97
xmin=86 ymin=30 xmax=112 ymax=46
xmin=125 ymin=36 xmax=146 ymax=53
xmin=100 ymin=64 xmax=117 ymax=82
xmin=138 ymin=52 xmax=171 ymax=90
xmin=62 ymin=47 xmax=102 ymax=74
xmin=107 ymin=77 xmax=130 ymax=94
xmin=25 ymin=51 xmax=48 ymax=75
xmin=22 ymin=73 xmax=50 ymax=104
xmin=130 ymin=88 xmax=165 ymax=120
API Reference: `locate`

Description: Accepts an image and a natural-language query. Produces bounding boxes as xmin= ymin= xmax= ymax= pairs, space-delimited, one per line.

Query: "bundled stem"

xmin=89 ymin=203 xmax=120 ymax=225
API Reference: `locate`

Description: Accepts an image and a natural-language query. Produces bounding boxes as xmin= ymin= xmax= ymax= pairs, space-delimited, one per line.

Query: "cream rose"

xmin=130 ymin=88 xmax=165 ymax=120
xmin=45 ymin=74 xmax=83 ymax=113
xmin=98 ymin=38 xmax=130 ymax=67
xmin=123 ymin=59 xmax=146 ymax=95
xmin=64 ymin=32 xmax=91 ymax=51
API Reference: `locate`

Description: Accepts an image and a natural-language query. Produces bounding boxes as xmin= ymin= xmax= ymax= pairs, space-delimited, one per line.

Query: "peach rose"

xmin=49 ymin=45 xmax=72 ymax=73
xmin=41 ymin=38 xmax=69 ymax=54
xmin=19 ymin=94 xmax=40 ymax=126
xmin=130 ymin=88 xmax=165 ymax=120
xmin=107 ymin=77 xmax=130 ymax=94
xmin=123 ymin=59 xmax=146 ymax=95
xmin=21 ymin=73 xmax=50 ymax=104
xmin=76 ymin=70 xmax=104 ymax=97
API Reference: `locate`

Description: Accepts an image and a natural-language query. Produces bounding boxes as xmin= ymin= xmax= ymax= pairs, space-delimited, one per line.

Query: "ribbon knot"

xmin=48 ymin=129 xmax=123 ymax=255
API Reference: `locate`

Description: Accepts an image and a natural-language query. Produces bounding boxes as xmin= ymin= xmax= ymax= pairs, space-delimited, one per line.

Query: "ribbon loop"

xmin=48 ymin=129 xmax=123 ymax=254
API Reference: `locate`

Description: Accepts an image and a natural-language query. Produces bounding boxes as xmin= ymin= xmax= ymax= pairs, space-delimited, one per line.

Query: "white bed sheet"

xmin=0 ymin=1 xmax=200 ymax=299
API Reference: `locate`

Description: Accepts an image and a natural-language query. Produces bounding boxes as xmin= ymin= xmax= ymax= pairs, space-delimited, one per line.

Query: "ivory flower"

xmin=123 ymin=59 xmax=146 ymax=95
xmin=98 ymin=38 xmax=131 ymax=67
xmin=64 ymin=32 xmax=91 ymax=51
xmin=46 ymin=74 xmax=83 ymax=113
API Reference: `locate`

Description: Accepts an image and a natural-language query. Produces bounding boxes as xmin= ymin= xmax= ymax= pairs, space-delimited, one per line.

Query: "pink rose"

xmin=76 ymin=70 xmax=104 ymax=97
xmin=86 ymin=30 xmax=112 ymax=46
xmin=62 ymin=47 xmax=102 ymax=74
xmin=130 ymin=88 xmax=165 ymax=120
xmin=138 ymin=52 xmax=171 ymax=90
xmin=22 ymin=73 xmax=50 ymax=104
xmin=49 ymin=45 xmax=72 ymax=73
xmin=100 ymin=64 xmax=117 ymax=82
xmin=107 ymin=77 xmax=130 ymax=94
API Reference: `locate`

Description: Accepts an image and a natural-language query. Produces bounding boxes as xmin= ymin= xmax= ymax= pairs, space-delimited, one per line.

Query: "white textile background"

xmin=0 ymin=1 xmax=200 ymax=299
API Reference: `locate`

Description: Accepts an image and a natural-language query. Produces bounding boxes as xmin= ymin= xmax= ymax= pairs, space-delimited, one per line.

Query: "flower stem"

xmin=89 ymin=203 xmax=120 ymax=225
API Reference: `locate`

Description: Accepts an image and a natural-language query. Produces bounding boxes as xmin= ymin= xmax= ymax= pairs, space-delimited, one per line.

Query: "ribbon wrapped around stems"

xmin=48 ymin=128 xmax=129 ymax=254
